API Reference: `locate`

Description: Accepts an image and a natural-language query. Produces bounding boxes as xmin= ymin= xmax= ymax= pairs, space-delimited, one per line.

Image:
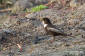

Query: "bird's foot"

xmin=49 ymin=39 xmax=54 ymax=43
xmin=55 ymin=39 xmax=58 ymax=41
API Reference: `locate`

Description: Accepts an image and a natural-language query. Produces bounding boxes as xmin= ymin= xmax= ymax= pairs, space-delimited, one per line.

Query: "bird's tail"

xmin=66 ymin=33 xmax=76 ymax=38
xmin=61 ymin=33 xmax=75 ymax=38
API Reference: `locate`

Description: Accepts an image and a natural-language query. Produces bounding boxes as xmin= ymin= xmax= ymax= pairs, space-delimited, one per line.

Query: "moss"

xmin=25 ymin=5 xmax=48 ymax=13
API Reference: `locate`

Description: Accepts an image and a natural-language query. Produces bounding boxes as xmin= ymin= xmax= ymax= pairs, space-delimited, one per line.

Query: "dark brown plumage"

xmin=41 ymin=17 xmax=69 ymax=42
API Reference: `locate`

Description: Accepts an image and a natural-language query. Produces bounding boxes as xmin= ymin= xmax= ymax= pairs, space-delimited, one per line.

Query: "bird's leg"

xmin=53 ymin=36 xmax=55 ymax=41
xmin=49 ymin=36 xmax=55 ymax=43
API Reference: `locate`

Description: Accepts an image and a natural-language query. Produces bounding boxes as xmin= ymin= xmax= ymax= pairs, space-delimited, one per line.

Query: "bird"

xmin=40 ymin=17 xmax=71 ymax=42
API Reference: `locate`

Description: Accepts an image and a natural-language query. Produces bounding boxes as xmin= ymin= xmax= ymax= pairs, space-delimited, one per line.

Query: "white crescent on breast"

xmin=44 ymin=24 xmax=48 ymax=28
xmin=42 ymin=21 xmax=48 ymax=28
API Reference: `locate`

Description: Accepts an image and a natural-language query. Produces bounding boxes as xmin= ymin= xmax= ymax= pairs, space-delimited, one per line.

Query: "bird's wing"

xmin=47 ymin=26 xmax=68 ymax=36
xmin=47 ymin=26 xmax=64 ymax=33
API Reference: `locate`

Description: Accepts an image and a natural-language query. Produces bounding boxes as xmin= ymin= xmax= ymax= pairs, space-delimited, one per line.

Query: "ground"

xmin=0 ymin=0 xmax=85 ymax=56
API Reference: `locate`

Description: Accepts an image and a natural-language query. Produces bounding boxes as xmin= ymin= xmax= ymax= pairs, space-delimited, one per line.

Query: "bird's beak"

xmin=40 ymin=19 xmax=42 ymax=21
xmin=40 ymin=18 xmax=43 ymax=21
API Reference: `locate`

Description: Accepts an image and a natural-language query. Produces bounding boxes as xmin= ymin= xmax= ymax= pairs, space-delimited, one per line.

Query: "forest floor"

xmin=0 ymin=1 xmax=85 ymax=56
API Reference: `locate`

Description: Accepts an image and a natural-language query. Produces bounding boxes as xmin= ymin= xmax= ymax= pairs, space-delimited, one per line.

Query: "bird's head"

xmin=40 ymin=17 xmax=52 ymax=25
xmin=40 ymin=17 xmax=52 ymax=28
